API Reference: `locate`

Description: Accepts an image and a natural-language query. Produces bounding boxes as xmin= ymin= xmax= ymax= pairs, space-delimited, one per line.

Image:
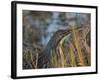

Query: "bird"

xmin=37 ymin=27 xmax=83 ymax=68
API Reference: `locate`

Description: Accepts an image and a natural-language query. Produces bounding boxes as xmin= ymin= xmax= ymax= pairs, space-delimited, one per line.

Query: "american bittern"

xmin=37 ymin=27 xmax=84 ymax=68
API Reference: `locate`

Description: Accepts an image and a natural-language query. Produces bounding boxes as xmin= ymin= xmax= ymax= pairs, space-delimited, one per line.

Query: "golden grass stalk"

xmin=69 ymin=43 xmax=76 ymax=67
xmin=29 ymin=50 xmax=35 ymax=68
xmin=35 ymin=49 xmax=38 ymax=69
xmin=58 ymin=45 xmax=65 ymax=67
xmin=71 ymin=26 xmax=84 ymax=66
xmin=58 ymin=36 xmax=68 ymax=67
xmin=50 ymin=50 xmax=58 ymax=67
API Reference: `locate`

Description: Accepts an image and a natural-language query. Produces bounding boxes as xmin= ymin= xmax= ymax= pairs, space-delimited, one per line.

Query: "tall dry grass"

xmin=23 ymin=26 xmax=91 ymax=68
xmin=49 ymin=26 xmax=91 ymax=67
